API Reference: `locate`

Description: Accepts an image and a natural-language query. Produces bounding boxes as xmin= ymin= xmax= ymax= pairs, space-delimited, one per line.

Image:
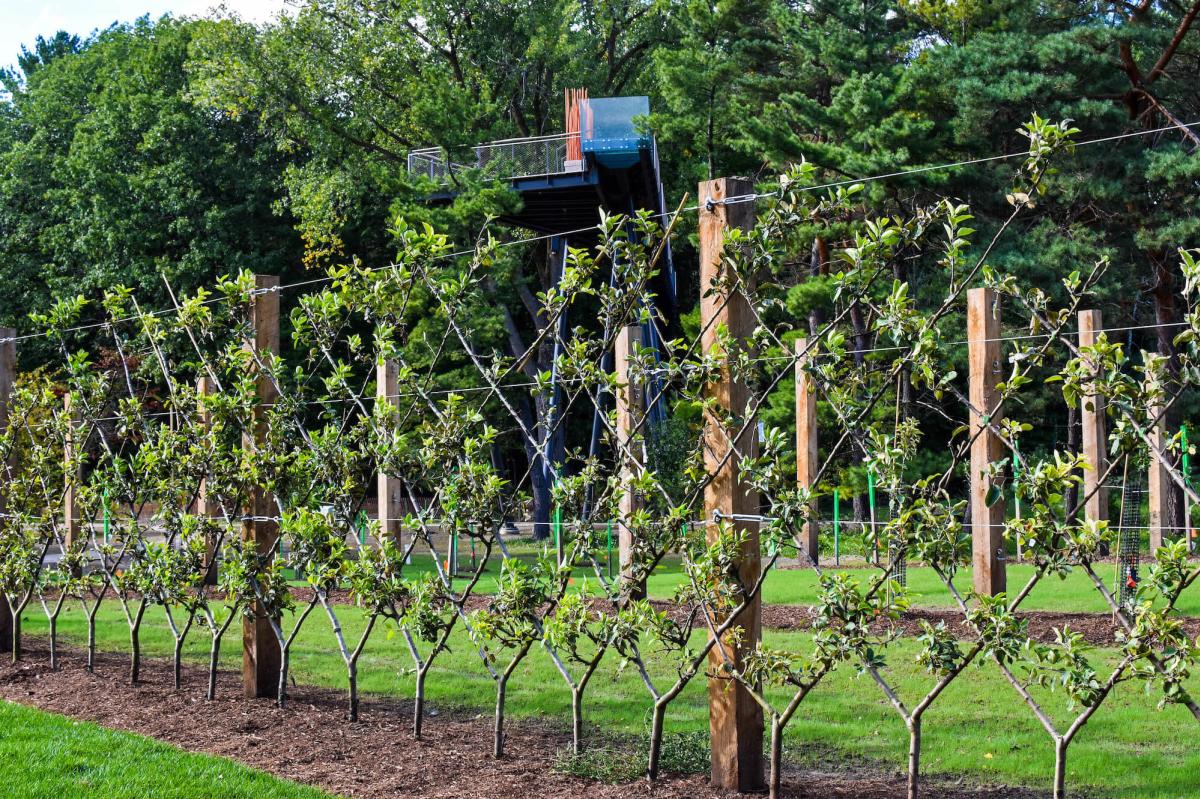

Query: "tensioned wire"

xmin=2 ymin=117 xmax=1197 ymax=347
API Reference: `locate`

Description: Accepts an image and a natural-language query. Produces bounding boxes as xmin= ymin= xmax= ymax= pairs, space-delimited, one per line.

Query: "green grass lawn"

xmin=16 ymin=599 xmax=1200 ymax=799
xmin=0 ymin=700 xmax=335 ymax=799
xmin=399 ymin=547 xmax=1200 ymax=615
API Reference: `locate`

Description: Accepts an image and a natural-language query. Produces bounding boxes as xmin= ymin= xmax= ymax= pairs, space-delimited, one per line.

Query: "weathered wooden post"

xmin=968 ymin=288 xmax=1006 ymax=596
xmin=0 ymin=329 xmax=13 ymax=652
xmin=63 ymin=391 xmax=82 ymax=554
xmin=795 ymin=337 xmax=819 ymax=564
xmin=1147 ymin=378 xmax=1170 ymax=553
xmin=615 ymin=324 xmax=646 ymax=598
xmin=377 ymin=358 xmax=403 ymax=549
xmin=242 ymin=274 xmax=283 ymax=698
xmin=700 ymin=176 xmax=764 ymax=792
xmin=196 ymin=376 xmax=219 ymax=586
xmin=1079 ymin=310 xmax=1108 ymax=528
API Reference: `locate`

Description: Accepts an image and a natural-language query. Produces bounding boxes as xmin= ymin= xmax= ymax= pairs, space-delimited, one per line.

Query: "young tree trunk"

xmin=86 ymin=606 xmax=98 ymax=672
xmin=907 ymin=717 xmax=922 ymax=799
xmin=9 ymin=610 xmax=19 ymax=664
xmin=348 ymin=660 xmax=360 ymax=722
xmin=646 ymin=701 xmax=666 ymax=782
xmin=173 ymin=637 xmax=185 ymax=690
xmin=207 ymin=635 xmax=222 ymax=700
xmin=494 ymin=672 xmax=509 ymax=758
xmin=768 ymin=715 xmax=784 ymax=799
xmin=413 ymin=667 xmax=428 ymax=739
xmin=570 ymin=688 xmax=584 ymax=754
xmin=1053 ymin=737 xmax=1068 ymax=799
xmin=48 ymin=615 xmax=58 ymax=670
xmin=129 ymin=621 xmax=142 ymax=685
xmin=277 ymin=645 xmax=291 ymax=708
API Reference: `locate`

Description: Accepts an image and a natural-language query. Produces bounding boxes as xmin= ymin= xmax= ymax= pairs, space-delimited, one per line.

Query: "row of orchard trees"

xmin=1 ymin=120 xmax=1200 ymax=799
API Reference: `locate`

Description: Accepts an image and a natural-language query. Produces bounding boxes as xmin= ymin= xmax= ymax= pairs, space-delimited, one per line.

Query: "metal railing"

xmin=407 ymin=133 xmax=582 ymax=182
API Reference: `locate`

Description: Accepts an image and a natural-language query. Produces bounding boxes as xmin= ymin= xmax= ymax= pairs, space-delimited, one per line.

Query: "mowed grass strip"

xmin=0 ymin=700 xmax=336 ymax=799
xmin=395 ymin=549 xmax=1200 ymax=615
xmin=17 ymin=600 xmax=1200 ymax=799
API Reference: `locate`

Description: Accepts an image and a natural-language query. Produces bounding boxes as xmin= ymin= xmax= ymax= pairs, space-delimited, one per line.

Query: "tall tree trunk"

xmin=808 ymin=237 xmax=829 ymax=336
xmin=1152 ymin=253 xmax=1187 ymax=537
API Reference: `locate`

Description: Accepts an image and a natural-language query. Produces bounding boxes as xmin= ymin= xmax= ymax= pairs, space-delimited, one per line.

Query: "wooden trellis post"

xmin=1079 ymin=310 xmax=1108 ymax=527
xmin=196 ymin=376 xmax=218 ymax=586
xmin=615 ymin=324 xmax=645 ymax=598
xmin=63 ymin=391 xmax=82 ymax=554
xmin=0 ymin=329 xmax=13 ymax=652
xmin=377 ymin=358 xmax=403 ymax=549
xmin=700 ymin=176 xmax=764 ymax=792
xmin=795 ymin=337 xmax=819 ymax=564
xmin=242 ymin=274 xmax=282 ymax=699
xmin=1147 ymin=379 xmax=1170 ymax=553
xmin=968 ymin=288 xmax=1006 ymax=596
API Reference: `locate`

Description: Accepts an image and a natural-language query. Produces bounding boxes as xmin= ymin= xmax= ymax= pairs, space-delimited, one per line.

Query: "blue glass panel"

xmin=581 ymin=96 xmax=650 ymax=165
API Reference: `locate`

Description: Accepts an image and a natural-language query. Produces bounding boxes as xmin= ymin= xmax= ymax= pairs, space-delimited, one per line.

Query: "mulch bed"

xmin=754 ymin=603 xmax=1200 ymax=647
xmin=0 ymin=644 xmax=1040 ymax=799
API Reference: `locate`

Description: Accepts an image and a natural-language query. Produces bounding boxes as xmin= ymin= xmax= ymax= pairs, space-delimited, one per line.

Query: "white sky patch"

xmin=0 ymin=0 xmax=290 ymax=73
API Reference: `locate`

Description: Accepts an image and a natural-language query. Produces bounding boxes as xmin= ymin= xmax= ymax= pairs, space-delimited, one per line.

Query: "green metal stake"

xmin=867 ymin=467 xmax=878 ymax=564
xmin=355 ymin=510 xmax=367 ymax=546
xmin=606 ymin=520 xmax=614 ymax=580
xmin=833 ymin=487 xmax=840 ymax=567
xmin=1012 ymin=444 xmax=1022 ymax=559
xmin=1184 ymin=424 xmax=1191 ymax=476
xmin=1184 ymin=424 xmax=1193 ymax=549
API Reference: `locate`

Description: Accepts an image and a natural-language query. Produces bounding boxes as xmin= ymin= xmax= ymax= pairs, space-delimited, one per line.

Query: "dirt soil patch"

xmin=0 ymin=644 xmax=1040 ymax=799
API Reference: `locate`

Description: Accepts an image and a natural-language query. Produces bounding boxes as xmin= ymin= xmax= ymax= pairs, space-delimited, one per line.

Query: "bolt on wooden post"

xmin=968 ymin=288 xmax=1006 ymax=596
xmin=242 ymin=274 xmax=283 ymax=699
xmin=795 ymin=337 xmax=819 ymax=564
xmin=700 ymin=176 xmax=765 ymax=792
xmin=615 ymin=324 xmax=646 ymax=599
xmin=1078 ymin=310 xmax=1108 ymax=528
xmin=0 ymin=329 xmax=13 ymax=652
xmin=377 ymin=358 xmax=404 ymax=550
xmin=196 ymin=376 xmax=219 ymax=586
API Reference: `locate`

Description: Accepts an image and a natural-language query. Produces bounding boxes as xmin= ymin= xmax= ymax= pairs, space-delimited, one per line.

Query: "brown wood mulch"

xmin=0 ymin=644 xmax=1041 ymax=799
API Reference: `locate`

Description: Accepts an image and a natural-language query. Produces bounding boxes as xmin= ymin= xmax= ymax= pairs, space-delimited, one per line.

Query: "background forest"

xmin=1 ymin=0 xmax=1198 ymax=529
